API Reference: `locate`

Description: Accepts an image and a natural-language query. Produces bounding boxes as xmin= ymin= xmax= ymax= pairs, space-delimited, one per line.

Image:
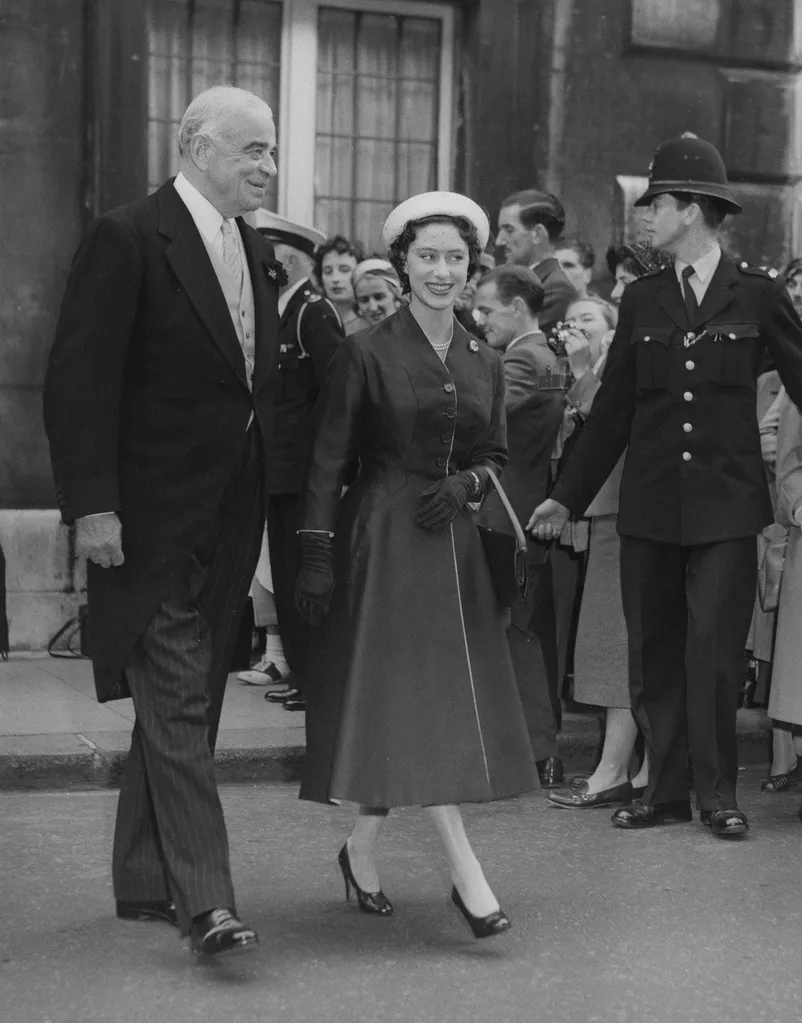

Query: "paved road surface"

xmin=2 ymin=769 xmax=800 ymax=1023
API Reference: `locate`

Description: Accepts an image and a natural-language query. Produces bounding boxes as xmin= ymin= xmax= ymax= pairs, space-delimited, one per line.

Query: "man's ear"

xmin=188 ymin=133 xmax=210 ymax=169
xmin=531 ymin=223 xmax=548 ymax=246
xmin=512 ymin=295 xmax=529 ymax=317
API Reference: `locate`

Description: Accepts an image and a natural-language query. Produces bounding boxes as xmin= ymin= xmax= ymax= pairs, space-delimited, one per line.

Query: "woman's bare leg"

xmin=583 ymin=708 xmax=647 ymax=794
xmin=345 ymin=806 xmax=389 ymax=893
xmin=424 ymin=804 xmax=499 ymax=917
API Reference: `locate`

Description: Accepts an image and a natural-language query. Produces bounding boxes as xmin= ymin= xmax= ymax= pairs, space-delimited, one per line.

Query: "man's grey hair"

xmin=177 ymin=86 xmax=271 ymax=157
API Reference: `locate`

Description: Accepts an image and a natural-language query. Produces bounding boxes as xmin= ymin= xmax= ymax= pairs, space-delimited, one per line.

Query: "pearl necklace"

xmin=427 ymin=324 xmax=454 ymax=351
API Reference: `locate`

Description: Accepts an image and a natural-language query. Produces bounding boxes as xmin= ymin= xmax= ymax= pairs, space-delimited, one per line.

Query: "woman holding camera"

xmin=548 ymin=292 xmax=650 ymax=808
xmin=294 ymin=192 xmax=537 ymax=938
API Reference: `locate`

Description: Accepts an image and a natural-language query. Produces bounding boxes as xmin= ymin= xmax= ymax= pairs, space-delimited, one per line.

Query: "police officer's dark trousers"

xmin=620 ymin=534 xmax=756 ymax=811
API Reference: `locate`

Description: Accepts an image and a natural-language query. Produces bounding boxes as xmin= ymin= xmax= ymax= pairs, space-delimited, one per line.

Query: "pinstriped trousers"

xmin=112 ymin=431 xmax=265 ymax=935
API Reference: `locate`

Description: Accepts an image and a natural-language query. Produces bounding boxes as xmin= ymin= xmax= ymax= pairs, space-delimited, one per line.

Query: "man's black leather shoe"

xmin=116 ymin=899 xmax=178 ymax=927
xmin=189 ymin=908 xmax=259 ymax=957
xmin=611 ymin=799 xmax=693 ymax=829
xmin=265 ymin=686 xmax=302 ymax=704
xmin=700 ymin=808 xmax=749 ymax=837
xmin=283 ymin=694 xmax=306 ymax=711
xmin=536 ymin=756 xmax=565 ymax=788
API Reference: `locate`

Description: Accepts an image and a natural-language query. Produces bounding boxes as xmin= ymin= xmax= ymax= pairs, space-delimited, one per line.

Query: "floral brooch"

xmin=265 ymin=258 xmax=289 ymax=287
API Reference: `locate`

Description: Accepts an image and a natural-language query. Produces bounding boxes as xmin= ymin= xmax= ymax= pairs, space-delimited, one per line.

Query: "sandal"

xmin=761 ymin=772 xmax=793 ymax=793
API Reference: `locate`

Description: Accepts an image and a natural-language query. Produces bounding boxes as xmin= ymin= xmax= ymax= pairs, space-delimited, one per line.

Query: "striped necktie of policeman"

xmin=220 ymin=219 xmax=243 ymax=293
xmin=681 ymin=264 xmax=699 ymax=323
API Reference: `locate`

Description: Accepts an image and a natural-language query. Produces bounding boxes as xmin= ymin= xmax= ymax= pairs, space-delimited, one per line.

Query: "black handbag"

xmin=476 ymin=468 xmax=529 ymax=608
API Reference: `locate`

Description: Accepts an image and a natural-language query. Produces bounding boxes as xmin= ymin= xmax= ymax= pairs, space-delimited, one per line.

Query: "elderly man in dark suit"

xmin=474 ymin=265 xmax=565 ymax=787
xmin=531 ymin=134 xmax=802 ymax=838
xmin=43 ymin=86 xmax=281 ymax=955
xmin=495 ymin=189 xmax=578 ymax=338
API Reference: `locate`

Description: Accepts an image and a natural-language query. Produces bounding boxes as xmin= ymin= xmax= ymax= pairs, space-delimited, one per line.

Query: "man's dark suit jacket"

xmin=479 ymin=341 xmax=564 ymax=557
xmin=531 ymin=256 xmax=579 ymax=339
xmin=43 ymin=180 xmax=280 ymax=699
xmin=552 ymin=254 xmax=802 ymax=545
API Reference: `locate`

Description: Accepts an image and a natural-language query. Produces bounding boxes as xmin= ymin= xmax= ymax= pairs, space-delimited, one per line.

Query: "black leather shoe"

xmin=611 ymin=799 xmax=693 ymax=829
xmin=189 ymin=908 xmax=259 ymax=957
xmin=548 ymin=781 xmax=633 ymax=808
xmin=569 ymin=773 xmax=590 ymax=792
xmin=283 ymin=694 xmax=306 ymax=712
xmin=536 ymin=756 xmax=565 ymax=788
xmin=116 ymin=899 xmax=178 ymax=927
xmin=451 ymin=886 xmax=511 ymax=939
xmin=265 ymin=686 xmax=302 ymax=704
xmin=701 ymin=808 xmax=749 ymax=837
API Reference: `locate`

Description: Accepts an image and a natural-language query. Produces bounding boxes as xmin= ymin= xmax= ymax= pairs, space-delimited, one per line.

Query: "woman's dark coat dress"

xmin=299 ymin=305 xmax=538 ymax=807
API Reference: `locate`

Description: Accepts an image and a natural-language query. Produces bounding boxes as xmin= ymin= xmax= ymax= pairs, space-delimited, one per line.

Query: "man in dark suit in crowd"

xmin=43 ymin=86 xmax=281 ymax=955
xmin=495 ymin=189 xmax=578 ymax=338
xmin=250 ymin=211 xmax=344 ymax=713
xmin=530 ymin=133 xmax=802 ymax=838
xmin=496 ymin=190 xmax=583 ymax=716
xmin=474 ymin=265 xmax=566 ymax=787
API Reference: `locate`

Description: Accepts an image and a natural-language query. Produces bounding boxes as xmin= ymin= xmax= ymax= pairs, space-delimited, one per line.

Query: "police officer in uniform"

xmin=251 ymin=211 xmax=345 ymax=710
xmin=529 ymin=134 xmax=802 ymax=837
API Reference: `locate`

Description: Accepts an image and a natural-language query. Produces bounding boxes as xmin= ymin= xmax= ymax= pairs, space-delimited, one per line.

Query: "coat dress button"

xmin=682 ymin=451 xmax=692 ymax=461
xmin=444 ymin=408 xmax=456 ymax=419
xmin=441 ymin=434 xmax=452 ymax=444
xmin=436 ymin=456 xmax=447 ymax=467
xmin=683 ymin=423 xmax=692 ymax=433
xmin=443 ymin=382 xmax=454 ymax=393
xmin=684 ymin=391 xmax=693 ymax=401
xmin=685 ymin=360 xmax=695 ymax=370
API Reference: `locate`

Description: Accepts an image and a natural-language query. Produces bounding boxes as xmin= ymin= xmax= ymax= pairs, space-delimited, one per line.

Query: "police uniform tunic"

xmin=267 ymin=277 xmax=343 ymax=687
xmin=552 ymin=251 xmax=802 ymax=811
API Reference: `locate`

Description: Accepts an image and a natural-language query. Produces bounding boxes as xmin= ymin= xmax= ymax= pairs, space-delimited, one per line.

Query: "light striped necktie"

xmin=220 ymin=219 xmax=243 ymax=292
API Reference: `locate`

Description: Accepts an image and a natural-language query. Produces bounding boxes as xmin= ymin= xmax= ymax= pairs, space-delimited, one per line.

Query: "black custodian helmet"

xmin=634 ymin=133 xmax=742 ymax=214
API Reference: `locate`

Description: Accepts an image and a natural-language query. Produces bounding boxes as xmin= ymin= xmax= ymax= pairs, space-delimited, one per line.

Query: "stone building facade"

xmin=1 ymin=0 xmax=800 ymax=646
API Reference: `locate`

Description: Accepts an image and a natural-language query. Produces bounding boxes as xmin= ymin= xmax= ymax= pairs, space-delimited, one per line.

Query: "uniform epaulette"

xmin=302 ymin=289 xmax=322 ymax=303
xmin=737 ymin=261 xmax=780 ymax=280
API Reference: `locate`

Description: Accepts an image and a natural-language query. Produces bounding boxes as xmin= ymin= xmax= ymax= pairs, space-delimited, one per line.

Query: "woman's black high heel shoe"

xmin=338 ymin=843 xmax=393 ymax=915
xmin=451 ymin=885 xmax=511 ymax=938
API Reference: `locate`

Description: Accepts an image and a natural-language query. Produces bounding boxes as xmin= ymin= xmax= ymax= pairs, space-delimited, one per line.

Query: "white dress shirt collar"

xmin=278 ymin=276 xmax=308 ymax=317
xmin=675 ymin=243 xmax=722 ymax=290
xmin=173 ymin=172 xmax=239 ymax=249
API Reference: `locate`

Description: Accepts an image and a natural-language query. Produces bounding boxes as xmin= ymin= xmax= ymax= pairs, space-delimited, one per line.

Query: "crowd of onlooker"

xmin=241 ymin=186 xmax=802 ymax=805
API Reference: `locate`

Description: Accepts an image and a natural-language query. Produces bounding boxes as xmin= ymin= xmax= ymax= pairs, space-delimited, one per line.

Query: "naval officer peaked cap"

xmin=248 ymin=209 xmax=328 ymax=256
xmin=382 ymin=192 xmax=491 ymax=250
xmin=634 ymin=132 xmax=743 ymax=214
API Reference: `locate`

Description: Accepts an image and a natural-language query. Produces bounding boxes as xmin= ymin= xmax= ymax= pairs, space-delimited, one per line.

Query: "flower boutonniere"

xmin=265 ymin=258 xmax=289 ymax=288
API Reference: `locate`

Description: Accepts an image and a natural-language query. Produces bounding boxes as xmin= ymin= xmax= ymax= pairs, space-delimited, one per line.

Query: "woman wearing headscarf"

xmin=294 ymin=192 xmax=537 ymax=938
xmin=351 ymin=258 xmax=404 ymax=328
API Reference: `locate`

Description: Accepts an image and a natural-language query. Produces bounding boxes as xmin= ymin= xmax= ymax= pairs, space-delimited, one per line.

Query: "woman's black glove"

xmin=414 ymin=469 xmax=487 ymax=531
xmin=295 ymin=532 xmax=335 ymax=627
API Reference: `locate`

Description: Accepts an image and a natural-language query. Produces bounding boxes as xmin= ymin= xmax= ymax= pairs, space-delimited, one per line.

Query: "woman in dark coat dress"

xmin=295 ymin=193 xmax=537 ymax=937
